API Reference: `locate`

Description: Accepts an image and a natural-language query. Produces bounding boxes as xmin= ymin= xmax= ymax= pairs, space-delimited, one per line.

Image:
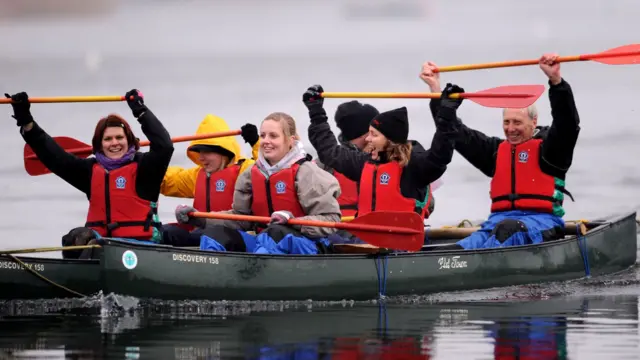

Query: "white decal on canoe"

xmin=438 ymin=256 xmax=467 ymax=270
xmin=122 ymin=250 xmax=138 ymax=270
xmin=0 ymin=261 xmax=44 ymax=272
xmin=172 ymin=253 xmax=219 ymax=265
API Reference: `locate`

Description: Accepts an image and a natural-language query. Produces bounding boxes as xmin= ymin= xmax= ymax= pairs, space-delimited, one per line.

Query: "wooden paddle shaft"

xmin=426 ymin=221 xmax=587 ymax=240
xmin=190 ymin=212 xmax=422 ymax=235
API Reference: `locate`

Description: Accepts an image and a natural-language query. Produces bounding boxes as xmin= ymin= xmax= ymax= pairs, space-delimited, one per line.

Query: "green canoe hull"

xmin=99 ymin=211 xmax=638 ymax=301
xmin=0 ymin=256 xmax=100 ymax=300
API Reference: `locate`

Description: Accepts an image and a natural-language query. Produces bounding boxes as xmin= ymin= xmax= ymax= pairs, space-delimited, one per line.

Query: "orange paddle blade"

xmin=0 ymin=96 xmax=127 ymax=104
xmin=434 ymin=44 xmax=640 ymax=72
xmin=321 ymin=84 xmax=544 ymax=109
xmin=24 ymin=130 xmax=242 ymax=176
xmin=190 ymin=211 xmax=425 ymax=252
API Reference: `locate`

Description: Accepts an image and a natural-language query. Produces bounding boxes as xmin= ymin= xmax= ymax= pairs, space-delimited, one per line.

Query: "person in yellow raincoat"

xmin=160 ymin=114 xmax=259 ymax=246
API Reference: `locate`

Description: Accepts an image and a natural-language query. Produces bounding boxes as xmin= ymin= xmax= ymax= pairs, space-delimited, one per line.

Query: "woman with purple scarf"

xmin=6 ymin=89 xmax=174 ymax=259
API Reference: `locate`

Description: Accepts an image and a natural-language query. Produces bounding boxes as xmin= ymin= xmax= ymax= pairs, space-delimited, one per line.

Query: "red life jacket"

xmin=357 ymin=161 xmax=431 ymax=219
xmin=250 ymin=157 xmax=308 ymax=218
xmin=333 ymin=170 xmax=359 ymax=217
xmin=332 ymin=337 xmax=429 ymax=360
xmin=192 ymin=159 xmax=244 ymax=212
xmin=495 ymin=339 xmax=559 ymax=360
xmin=490 ymin=139 xmax=573 ymax=213
xmin=85 ymin=162 xmax=161 ymax=239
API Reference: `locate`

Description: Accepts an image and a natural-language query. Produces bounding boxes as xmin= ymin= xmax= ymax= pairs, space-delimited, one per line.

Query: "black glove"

xmin=302 ymin=85 xmax=324 ymax=111
xmin=440 ymin=83 xmax=465 ymax=110
xmin=240 ymin=123 xmax=259 ymax=146
xmin=4 ymin=92 xmax=34 ymax=127
xmin=125 ymin=89 xmax=148 ymax=118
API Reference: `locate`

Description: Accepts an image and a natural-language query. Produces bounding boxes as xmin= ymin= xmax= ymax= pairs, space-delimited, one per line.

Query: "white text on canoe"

xmin=172 ymin=253 xmax=219 ymax=265
xmin=0 ymin=261 xmax=45 ymax=272
xmin=437 ymin=256 xmax=467 ymax=270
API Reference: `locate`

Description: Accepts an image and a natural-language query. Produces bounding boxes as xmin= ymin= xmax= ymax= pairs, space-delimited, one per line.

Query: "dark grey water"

xmin=1 ymin=0 xmax=640 ymax=358
xmin=3 ymin=270 xmax=640 ymax=359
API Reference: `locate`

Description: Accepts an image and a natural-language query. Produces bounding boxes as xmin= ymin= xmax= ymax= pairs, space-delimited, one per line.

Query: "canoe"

xmin=98 ymin=211 xmax=638 ymax=301
xmin=0 ymin=256 xmax=100 ymax=300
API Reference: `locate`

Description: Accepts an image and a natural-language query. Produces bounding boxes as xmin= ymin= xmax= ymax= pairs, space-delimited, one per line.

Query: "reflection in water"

xmin=0 ymin=295 xmax=639 ymax=359
xmin=490 ymin=316 xmax=567 ymax=359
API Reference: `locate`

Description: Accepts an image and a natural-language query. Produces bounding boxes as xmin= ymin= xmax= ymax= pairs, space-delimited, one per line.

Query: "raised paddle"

xmin=0 ymin=95 xmax=132 ymax=104
xmin=433 ymin=44 xmax=640 ymax=73
xmin=321 ymin=84 xmax=545 ymax=109
xmin=24 ymin=130 xmax=242 ymax=176
xmin=189 ymin=211 xmax=425 ymax=252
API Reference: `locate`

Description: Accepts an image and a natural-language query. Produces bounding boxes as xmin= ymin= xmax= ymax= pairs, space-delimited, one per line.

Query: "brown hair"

xmin=262 ymin=112 xmax=300 ymax=147
xmin=91 ymin=114 xmax=140 ymax=154
xmin=385 ymin=141 xmax=413 ymax=167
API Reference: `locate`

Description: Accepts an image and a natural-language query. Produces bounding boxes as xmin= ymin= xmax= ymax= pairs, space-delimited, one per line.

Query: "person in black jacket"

xmin=6 ymin=89 xmax=174 ymax=259
xmin=304 ymin=83 xmax=460 ymax=225
xmin=420 ymin=53 xmax=580 ymax=250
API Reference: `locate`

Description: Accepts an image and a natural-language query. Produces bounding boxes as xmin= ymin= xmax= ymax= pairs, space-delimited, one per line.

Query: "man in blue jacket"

xmin=420 ymin=53 xmax=580 ymax=249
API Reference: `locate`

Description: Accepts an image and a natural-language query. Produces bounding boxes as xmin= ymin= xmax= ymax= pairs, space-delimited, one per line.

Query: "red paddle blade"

xmin=24 ymin=136 xmax=92 ymax=176
xmin=586 ymin=44 xmax=640 ymax=65
xmin=347 ymin=211 xmax=424 ymax=252
xmin=463 ymin=85 xmax=545 ymax=109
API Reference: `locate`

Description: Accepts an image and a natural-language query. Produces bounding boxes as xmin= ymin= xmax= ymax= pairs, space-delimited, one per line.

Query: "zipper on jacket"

xmin=265 ymin=178 xmax=275 ymax=215
xmin=205 ymin=172 xmax=211 ymax=212
xmin=371 ymin=166 xmax=378 ymax=212
xmin=510 ymin=146 xmax=516 ymax=210
xmin=104 ymin=170 xmax=112 ymax=237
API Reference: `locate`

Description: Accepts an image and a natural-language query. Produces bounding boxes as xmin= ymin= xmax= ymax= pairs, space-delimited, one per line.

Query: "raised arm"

xmin=7 ymin=92 xmax=94 ymax=195
xmin=126 ymin=90 xmax=175 ymax=202
xmin=303 ymin=85 xmax=370 ymax=182
xmin=419 ymin=62 xmax=501 ymax=178
xmin=406 ymin=84 xmax=461 ymax=188
xmin=536 ymin=54 xmax=581 ymax=178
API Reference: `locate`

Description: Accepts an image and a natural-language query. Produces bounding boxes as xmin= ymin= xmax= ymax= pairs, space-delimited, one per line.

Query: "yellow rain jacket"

xmin=160 ymin=114 xmax=259 ymax=199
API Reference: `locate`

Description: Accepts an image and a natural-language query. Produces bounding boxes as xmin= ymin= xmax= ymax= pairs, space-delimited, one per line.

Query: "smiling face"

xmin=364 ymin=126 xmax=388 ymax=153
xmin=502 ymin=108 xmax=537 ymax=145
xmin=260 ymin=119 xmax=295 ymax=165
xmin=198 ymin=150 xmax=228 ymax=173
xmin=101 ymin=126 xmax=129 ymax=159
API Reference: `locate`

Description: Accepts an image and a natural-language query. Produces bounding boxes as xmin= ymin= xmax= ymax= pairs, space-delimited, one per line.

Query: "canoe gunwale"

xmin=101 ymin=211 xmax=635 ymax=260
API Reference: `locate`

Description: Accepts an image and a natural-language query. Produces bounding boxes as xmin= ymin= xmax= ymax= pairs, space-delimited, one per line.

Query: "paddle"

xmin=24 ymin=130 xmax=242 ymax=176
xmin=425 ymin=221 xmax=590 ymax=240
xmin=0 ymin=244 xmax=100 ymax=255
xmin=433 ymin=44 xmax=640 ymax=73
xmin=0 ymin=95 xmax=131 ymax=104
xmin=321 ymin=84 xmax=545 ymax=109
xmin=189 ymin=211 xmax=425 ymax=252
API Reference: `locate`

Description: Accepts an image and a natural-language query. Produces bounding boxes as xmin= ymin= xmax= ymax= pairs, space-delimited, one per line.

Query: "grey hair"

xmin=503 ymin=104 xmax=538 ymax=120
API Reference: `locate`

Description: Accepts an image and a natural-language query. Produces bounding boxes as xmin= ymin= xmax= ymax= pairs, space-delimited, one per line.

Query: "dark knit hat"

xmin=334 ymin=101 xmax=379 ymax=141
xmin=370 ymin=107 xmax=409 ymax=144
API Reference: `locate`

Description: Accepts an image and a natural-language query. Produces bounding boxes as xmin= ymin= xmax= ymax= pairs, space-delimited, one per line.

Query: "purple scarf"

xmin=95 ymin=146 xmax=136 ymax=171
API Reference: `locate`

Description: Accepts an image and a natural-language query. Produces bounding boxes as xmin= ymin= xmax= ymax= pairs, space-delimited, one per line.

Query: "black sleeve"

xmin=455 ymin=122 xmax=502 ymax=178
xmin=134 ymin=109 xmax=175 ymax=201
xmin=21 ymin=122 xmax=94 ymax=196
xmin=428 ymin=98 xmax=501 ymax=177
xmin=307 ymin=107 xmax=369 ymax=182
xmin=405 ymin=127 xmax=456 ymax=189
xmin=539 ymin=79 xmax=581 ymax=179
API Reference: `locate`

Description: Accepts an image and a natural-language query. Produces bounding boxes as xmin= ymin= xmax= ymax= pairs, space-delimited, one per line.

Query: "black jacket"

xmin=428 ymin=78 xmax=580 ymax=180
xmin=308 ymin=106 xmax=457 ymax=204
xmin=21 ymin=110 xmax=174 ymax=202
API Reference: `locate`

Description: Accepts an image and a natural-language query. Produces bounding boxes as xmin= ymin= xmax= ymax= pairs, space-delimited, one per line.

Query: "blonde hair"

xmin=386 ymin=141 xmax=413 ymax=167
xmin=262 ymin=112 xmax=300 ymax=147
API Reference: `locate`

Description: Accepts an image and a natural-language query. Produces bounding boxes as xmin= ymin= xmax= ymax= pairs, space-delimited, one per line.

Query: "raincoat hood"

xmin=187 ymin=114 xmax=243 ymax=167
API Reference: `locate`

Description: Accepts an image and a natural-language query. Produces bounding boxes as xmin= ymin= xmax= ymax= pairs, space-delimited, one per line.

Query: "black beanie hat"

xmin=370 ymin=107 xmax=409 ymax=144
xmin=334 ymin=101 xmax=379 ymax=141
